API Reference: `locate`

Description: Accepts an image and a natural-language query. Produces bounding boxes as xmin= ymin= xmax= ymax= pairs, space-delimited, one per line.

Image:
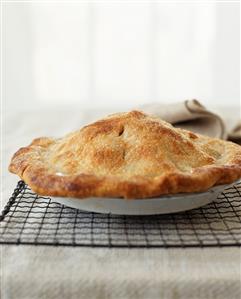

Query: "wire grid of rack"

xmin=0 ymin=180 xmax=241 ymax=248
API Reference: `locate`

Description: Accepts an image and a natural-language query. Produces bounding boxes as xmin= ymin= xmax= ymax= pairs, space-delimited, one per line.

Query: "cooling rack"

xmin=0 ymin=181 xmax=241 ymax=248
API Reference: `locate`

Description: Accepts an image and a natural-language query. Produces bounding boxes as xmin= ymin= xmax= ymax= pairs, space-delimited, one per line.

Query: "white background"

xmin=2 ymin=2 xmax=240 ymax=111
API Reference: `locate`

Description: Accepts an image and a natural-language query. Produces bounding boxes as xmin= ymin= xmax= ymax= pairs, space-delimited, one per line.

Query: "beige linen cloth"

xmin=140 ymin=99 xmax=241 ymax=143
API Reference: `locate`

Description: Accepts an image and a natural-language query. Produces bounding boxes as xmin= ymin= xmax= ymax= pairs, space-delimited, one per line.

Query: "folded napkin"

xmin=229 ymin=121 xmax=241 ymax=143
xmin=140 ymin=99 xmax=241 ymax=143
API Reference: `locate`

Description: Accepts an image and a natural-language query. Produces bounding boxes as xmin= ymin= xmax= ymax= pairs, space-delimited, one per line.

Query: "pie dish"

xmin=51 ymin=182 xmax=239 ymax=215
xmin=9 ymin=110 xmax=241 ymax=199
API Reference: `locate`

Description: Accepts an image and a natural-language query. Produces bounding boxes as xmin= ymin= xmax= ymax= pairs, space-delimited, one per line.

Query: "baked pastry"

xmin=9 ymin=110 xmax=241 ymax=199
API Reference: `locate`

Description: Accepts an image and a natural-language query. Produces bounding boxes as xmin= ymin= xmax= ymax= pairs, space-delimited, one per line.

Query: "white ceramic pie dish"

xmin=50 ymin=181 xmax=239 ymax=215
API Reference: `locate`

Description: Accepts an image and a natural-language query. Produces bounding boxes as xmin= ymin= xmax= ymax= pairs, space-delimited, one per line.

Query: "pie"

xmin=9 ymin=110 xmax=241 ymax=199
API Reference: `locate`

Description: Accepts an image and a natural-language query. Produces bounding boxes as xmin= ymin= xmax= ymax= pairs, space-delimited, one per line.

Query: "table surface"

xmin=1 ymin=106 xmax=241 ymax=299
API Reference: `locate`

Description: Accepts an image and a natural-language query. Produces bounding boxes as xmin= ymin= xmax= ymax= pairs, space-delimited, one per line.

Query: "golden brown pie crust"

xmin=9 ymin=111 xmax=241 ymax=199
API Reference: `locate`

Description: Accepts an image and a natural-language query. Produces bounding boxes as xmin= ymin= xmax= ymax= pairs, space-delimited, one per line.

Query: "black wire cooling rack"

xmin=0 ymin=181 xmax=241 ymax=248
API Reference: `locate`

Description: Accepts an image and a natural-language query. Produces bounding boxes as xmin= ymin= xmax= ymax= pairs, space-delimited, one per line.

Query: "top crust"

xmin=9 ymin=110 xmax=241 ymax=199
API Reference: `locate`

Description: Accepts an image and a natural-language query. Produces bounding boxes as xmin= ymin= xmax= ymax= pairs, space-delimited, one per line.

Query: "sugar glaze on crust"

xmin=9 ymin=111 xmax=241 ymax=199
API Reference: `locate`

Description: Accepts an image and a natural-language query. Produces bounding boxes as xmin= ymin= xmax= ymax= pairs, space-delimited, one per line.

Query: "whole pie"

xmin=9 ymin=110 xmax=241 ymax=199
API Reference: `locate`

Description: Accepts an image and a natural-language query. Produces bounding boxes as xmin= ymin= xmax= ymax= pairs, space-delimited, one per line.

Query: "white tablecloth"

xmin=2 ymin=106 xmax=241 ymax=299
